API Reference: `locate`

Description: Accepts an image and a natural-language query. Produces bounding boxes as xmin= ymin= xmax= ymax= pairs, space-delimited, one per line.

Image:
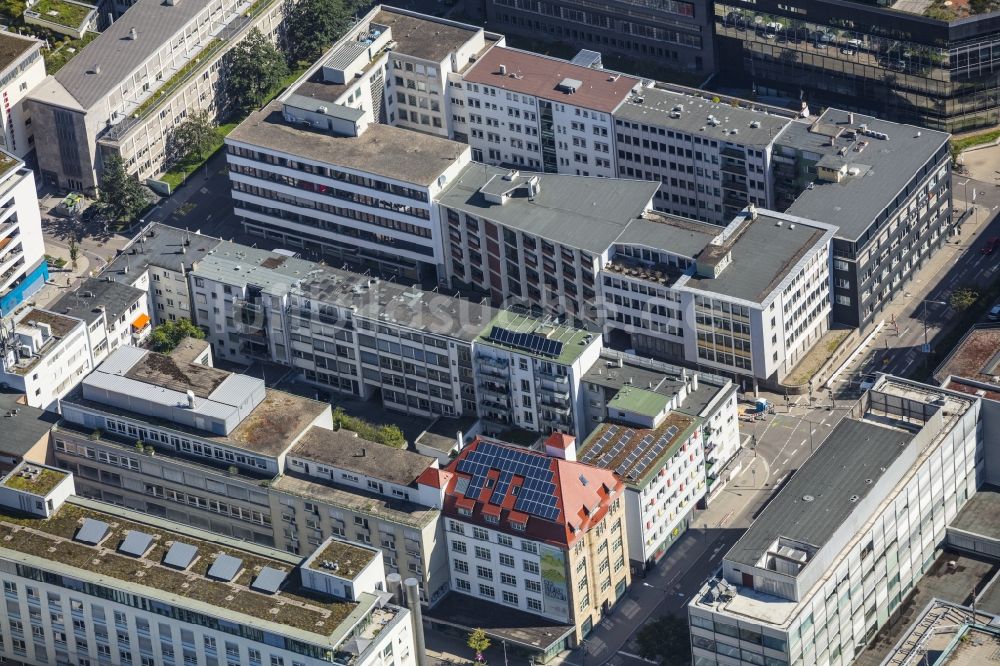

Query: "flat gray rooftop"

xmin=372 ymin=8 xmax=481 ymax=62
xmin=580 ymin=352 xmax=731 ymax=418
xmin=682 ymin=211 xmax=826 ymax=303
xmin=50 ymin=277 xmax=144 ymax=325
xmin=616 ymin=212 xmax=718 ymax=259
xmin=228 ymin=101 xmax=468 ymax=186
xmin=781 ymin=108 xmax=949 ymax=242
xmin=192 ymin=241 xmax=319 ymax=296
xmin=416 ymin=415 xmax=479 ymax=453
xmin=52 ymin=0 xmax=215 ymax=109
xmin=105 ymin=224 xmax=221 ymax=279
xmin=950 ymin=485 xmax=1000 ymax=542
xmin=299 ymin=266 xmax=494 ymax=342
xmin=615 ymin=86 xmax=790 ymax=147
xmin=0 ymin=392 xmax=59 ymax=458
xmin=437 ymin=164 xmax=658 ymax=253
xmin=727 ymin=418 xmax=912 ymax=570
xmin=0 ymin=33 xmax=39 ymax=75
xmin=291 ymin=426 xmax=434 ymax=487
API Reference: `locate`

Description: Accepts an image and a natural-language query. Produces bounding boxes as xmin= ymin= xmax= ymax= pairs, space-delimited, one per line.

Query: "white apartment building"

xmin=578 ymin=392 xmax=706 ymax=567
xmin=458 ymin=46 xmax=639 ymax=176
xmin=436 ymin=165 xmax=657 ymax=323
xmin=425 ymin=436 xmax=630 ymax=657
xmin=49 ymin=277 xmax=150 ymax=363
xmin=27 ymin=0 xmax=290 ymax=192
xmin=474 ymin=311 xmax=602 ymax=438
xmin=102 ymin=223 xmax=221 ymax=326
xmin=613 ymin=85 xmax=791 ymax=225
xmin=689 ymin=376 xmax=981 ymax=666
xmin=579 ymin=348 xmax=741 ymax=506
xmin=0 ymin=308 xmax=92 ymax=410
xmin=0 ymin=152 xmax=46 ymax=317
xmin=602 ymin=207 xmax=835 ymax=389
xmin=0 ymin=485 xmax=417 ymax=666
xmin=0 ymin=33 xmax=46 ymax=159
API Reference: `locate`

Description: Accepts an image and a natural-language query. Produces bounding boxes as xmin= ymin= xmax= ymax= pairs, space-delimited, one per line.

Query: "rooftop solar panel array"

xmin=487 ymin=326 xmax=564 ymax=359
xmin=207 ymin=554 xmax=243 ymax=582
xmin=581 ymin=424 xmax=684 ymax=479
xmin=163 ymin=542 xmax=198 ymax=570
xmin=75 ymin=518 xmax=109 ymax=545
xmin=456 ymin=442 xmax=561 ymax=521
xmin=119 ymin=530 xmax=154 ymax=557
xmin=251 ymin=566 xmax=287 ymax=594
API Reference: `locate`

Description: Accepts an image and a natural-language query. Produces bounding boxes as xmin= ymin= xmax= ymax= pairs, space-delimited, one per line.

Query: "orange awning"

xmin=132 ymin=313 xmax=151 ymax=330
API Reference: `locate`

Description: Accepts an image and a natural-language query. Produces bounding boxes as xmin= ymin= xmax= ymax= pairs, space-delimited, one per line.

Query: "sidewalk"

xmin=32 ymin=243 xmax=91 ymax=309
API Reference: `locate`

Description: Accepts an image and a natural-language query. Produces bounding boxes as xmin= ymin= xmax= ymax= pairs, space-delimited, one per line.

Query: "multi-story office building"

xmin=579 ymin=349 xmax=741 ymax=504
xmin=187 ymin=241 xmax=493 ymax=418
xmin=474 ymin=311 xmax=603 ymax=438
xmin=0 ymin=150 xmax=46 ymax=316
xmin=713 ymin=0 xmax=1000 ymax=132
xmin=459 ymin=46 xmax=639 ymax=176
xmin=437 ymin=165 xmax=657 ymax=323
xmin=0 ymin=32 xmax=45 ymax=159
xmin=601 ymin=206 xmax=834 ymax=389
xmin=484 ymin=0 xmax=715 ymax=77
xmin=102 ymin=223 xmax=221 ymax=326
xmin=430 ymin=436 xmax=630 ymax=652
xmin=53 ymin=344 xmax=454 ymax=604
xmin=0 ymin=308 xmax=93 ymax=410
xmin=227 ymin=101 xmax=470 ymax=282
xmin=613 ymin=85 xmax=791 ymax=224
xmin=577 ymin=384 xmax=706 ymax=568
xmin=775 ymin=109 xmax=952 ymax=329
xmin=0 ymin=484 xmax=417 ymax=666
xmin=689 ymin=376 xmax=980 ymax=666
xmin=28 ymin=0 xmax=290 ymax=192
xmin=49 ymin=277 xmax=150 ymax=364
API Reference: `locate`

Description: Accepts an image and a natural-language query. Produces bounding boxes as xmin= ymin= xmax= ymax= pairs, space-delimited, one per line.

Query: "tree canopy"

xmin=98 ymin=154 xmax=149 ymax=224
xmin=636 ymin=615 xmax=692 ymax=666
xmin=285 ymin=0 xmax=356 ymax=63
xmin=467 ymin=628 xmax=491 ymax=660
xmin=149 ymin=318 xmax=205 ymax=353
xmin=168 ymin=110 xmax=219 ymax=165
xmin=223 ymin=28 xmax=288 ymax=114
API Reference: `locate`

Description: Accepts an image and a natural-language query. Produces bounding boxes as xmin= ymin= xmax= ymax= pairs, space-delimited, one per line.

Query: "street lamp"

xmin=921 ymin=299 xmax=949 ymax=356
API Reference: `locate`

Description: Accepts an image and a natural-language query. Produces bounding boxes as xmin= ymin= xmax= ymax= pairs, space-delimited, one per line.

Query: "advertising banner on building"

xmin=540 ymin=544 xmax=569 ymax=620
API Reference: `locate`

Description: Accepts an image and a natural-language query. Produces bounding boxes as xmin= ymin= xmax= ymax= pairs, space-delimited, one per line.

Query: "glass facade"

xmin=714 ymin=0 xmax=1000 ymax=132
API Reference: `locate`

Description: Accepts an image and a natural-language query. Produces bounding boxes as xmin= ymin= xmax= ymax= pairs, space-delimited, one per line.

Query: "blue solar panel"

xmin=207 ymin=554 xmax=243 ymax=582
xmin=251 ymin=566 xmax=287 ymax=594
xmin=119 ymin=531 xmax=154 ymax=557
xmin=75 ymin=518 xmax=109 ymax=545
xmin=460 ymin=444 xmax=560 ymax=521
xmin=163 ymin=542 xmax=198 ymax=570
xmin=487 ymin=327 xmax=565 ymax=358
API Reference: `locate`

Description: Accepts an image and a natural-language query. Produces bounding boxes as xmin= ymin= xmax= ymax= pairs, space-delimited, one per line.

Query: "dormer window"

xmin=484 ymin=513 xmax=499 ymax=524
xmin=510 ymin=520 xmax=526 ymax=531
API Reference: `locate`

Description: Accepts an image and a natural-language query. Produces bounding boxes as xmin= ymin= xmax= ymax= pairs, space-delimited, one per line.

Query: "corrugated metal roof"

xmin=209 ymin=373 xmax=264 ymax=407
xmin=96 ymin=345 xmax=147 ymax=375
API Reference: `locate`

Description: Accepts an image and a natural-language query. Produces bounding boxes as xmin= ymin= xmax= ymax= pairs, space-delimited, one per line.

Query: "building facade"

xmin=689 ymin=376 xmax=981 ymax=666
xmin=28 ymin=0 xmax=290 ymax=192
xmin=0 ymin=152 xmax=46 ymax=316
xmin=0 ymin=33 xmax=46 ymax=160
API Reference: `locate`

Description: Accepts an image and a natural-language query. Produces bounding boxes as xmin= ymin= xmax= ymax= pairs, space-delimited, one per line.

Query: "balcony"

xmin=721 ymin=162 xmax=747 ymax=176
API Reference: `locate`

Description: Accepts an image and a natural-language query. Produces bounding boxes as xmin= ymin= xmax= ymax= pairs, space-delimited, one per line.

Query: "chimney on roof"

xmin=186 ymin=390 xmax=195 ymax=409
xmin=128 ymin=27 xmax=137 ymax=40
xmin=545 ymin=432 xmax=577 ymax=462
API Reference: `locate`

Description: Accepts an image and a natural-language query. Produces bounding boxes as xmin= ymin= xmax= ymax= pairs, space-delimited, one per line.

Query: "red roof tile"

xmin=416 ymin=467 xmax=452 ymax=489
xmin=441 ymin=437 xmax=623 ymax=548
xmin=464 ymin=47 xmax=640 ymax=114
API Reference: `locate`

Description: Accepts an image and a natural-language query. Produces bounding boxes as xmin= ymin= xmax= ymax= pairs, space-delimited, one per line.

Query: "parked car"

xmin=987 ymin=304 xmax=1000 ymax=321
xmin=981 ymin=236 xmax=1000 ymax=255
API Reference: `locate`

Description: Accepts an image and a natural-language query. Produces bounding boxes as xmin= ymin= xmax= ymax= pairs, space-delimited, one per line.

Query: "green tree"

xmin=98 ymin=154 xmax=149 ymax=224
xmin=169 ymin=110 xmax=218 ymax=165
xmin=149 ymin=318 xmax=205 ymax=353
xmin=68 ymin=239 xmax=79 ymax=270
xmin=949 ymin=287 xmax=978 ymax=312
xmin=467 ymin=628 xmax=491 ymax=662
xmin=285 ymin=0 xmax=355 ymax=63
xmin=223 ymin=28 xmax=288 ymax=114
xmin=636 ymin=615 xmax=692 ymax=666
